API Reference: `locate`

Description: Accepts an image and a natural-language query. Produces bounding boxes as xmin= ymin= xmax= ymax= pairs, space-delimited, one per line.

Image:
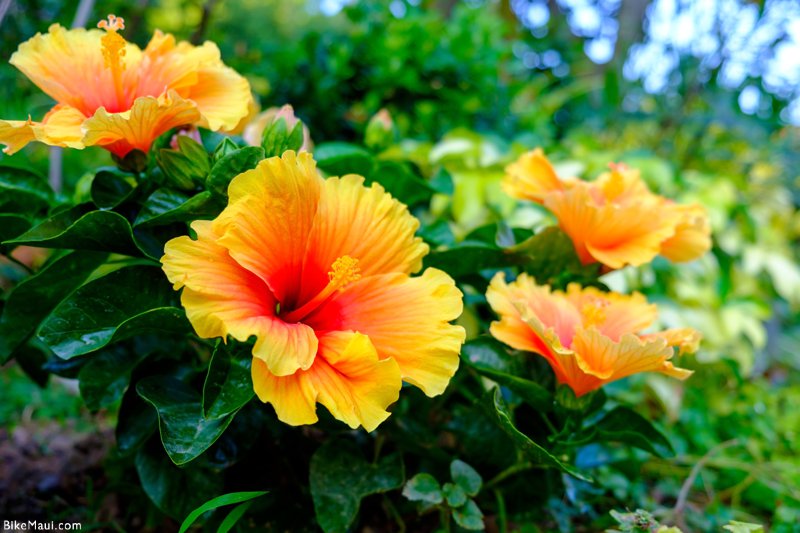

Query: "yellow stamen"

xmin=581 ymin=301 xmax=607 ymax=329
xmin=97 ymin=15 xmax=127 ymax=108
xmin=281 ymin=256 xmax=361 ymax=323
xmin=602 ymin=166 xmax=627 ymax=201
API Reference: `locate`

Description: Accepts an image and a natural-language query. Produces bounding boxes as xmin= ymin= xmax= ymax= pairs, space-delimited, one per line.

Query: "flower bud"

xmin=364 ymin=108 xmax=396 ymax=151
xmin=243 ymin=105 xmax=313 ymax=157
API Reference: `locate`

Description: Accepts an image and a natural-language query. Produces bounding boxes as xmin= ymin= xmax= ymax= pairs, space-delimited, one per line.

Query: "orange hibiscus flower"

xmin=0 ymin=15 xmax=252 ymax=158
xmin=503 ymin=149 xmax=711 ymax=269
xmin=161 ymin=151 xmax=465 ymax=431
xmin=486 ymin=272 xmax=697 ymax=397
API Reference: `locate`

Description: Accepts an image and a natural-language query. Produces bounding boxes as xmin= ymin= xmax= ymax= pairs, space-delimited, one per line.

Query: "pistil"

xmin=98 ymin=15 xmax=128 ymax=111
xmin=281 ymin=256 xmax=361 ymax=323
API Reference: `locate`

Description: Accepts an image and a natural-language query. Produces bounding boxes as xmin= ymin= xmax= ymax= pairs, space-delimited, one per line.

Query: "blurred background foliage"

xmin=1 ymin=0 xmax=798 ymax=530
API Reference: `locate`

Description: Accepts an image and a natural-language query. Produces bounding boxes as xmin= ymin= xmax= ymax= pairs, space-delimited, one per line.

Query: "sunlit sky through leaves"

xmin=313 ymin=0 xmax=800 ymax=125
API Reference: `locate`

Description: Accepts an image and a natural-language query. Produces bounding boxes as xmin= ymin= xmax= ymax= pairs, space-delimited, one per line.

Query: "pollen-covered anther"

xmin=580 ymin=301 xmax=608 ymax=328
xmin=328 ymin=255 xmax=361 ymax=290
xmin=98 ymin=15 xmax=127 ymax=72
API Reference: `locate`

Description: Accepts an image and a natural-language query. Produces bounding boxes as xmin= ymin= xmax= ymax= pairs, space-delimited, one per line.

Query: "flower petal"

xmin=659 ymin=203 xmax=712 ymax=262
xmin=251 ymin=331 xmax=402 ymax=431
xmin=136 ymin=33 xmax=251 ymax=131
xmin=10 ymin=24 xmax=142 ymax=115
xmin=298 ymin=174 xmax=428 ymax=304
xmin=213 ymin=151 xmax=323 ymax=308
xmin=565 ymin=285 xmax=658 ymax=341
xmin=83 ymin=91 xmax=201 ymax=157
xmin=162 ymin=220 xmax=318 ymax=376
xmin=503 ymin=148 xmax=564 ymax=204
xmin=0 ymin=105 xmax=86 ymax=154
xmin=312 ymin=268 xmax=465 ymax=397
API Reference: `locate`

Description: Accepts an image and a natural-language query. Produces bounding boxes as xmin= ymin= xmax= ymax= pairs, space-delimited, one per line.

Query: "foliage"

xmin=0 ymin=1 xmax=797 ymax=532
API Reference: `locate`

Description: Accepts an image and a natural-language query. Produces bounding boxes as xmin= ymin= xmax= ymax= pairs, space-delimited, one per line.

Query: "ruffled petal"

xmin=643 ymin=327 xmax=701 ymax=355
xmin=298 ymin=174 xmax=428 ymax=304
xmin=503 ymin=148 xmax=564 ymax=204
xmin=0 ymin=105 xmax=86 ymax=154
xmin=486 ymin=272 xmax=581 ymax=352
xmin=659 ymin=203 xmax=712 ymax=262
xmin=565 ymin=285 xmax=658 ymax=341
xmin=10 ymin=24 xmax=142 ymax=115
xmin=82 ymin=91 xmax=201 ymax=157
xmin=251 ymin=331 xmax=402 ymax=431
xmin=136 ymin=33 xmax=251 ymax=132
xmin=161 ymin=220 xmax=318 ymax=376
xmin=568 ymin=327 xmax=688 ymax=387
xmin=213 ymin=151 xmax=323 ymax=308
xmin=312 ymin=268 xmax=465 ymax=397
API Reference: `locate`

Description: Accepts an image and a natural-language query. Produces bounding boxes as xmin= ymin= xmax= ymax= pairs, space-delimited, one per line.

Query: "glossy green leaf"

xmin=442 ymin=482 xmax=467 ymax=507
xmin=37 ymin=265 xmax=187 ymax=359
xmin=367 ymin=161 xmax=435 ymax=207
xmin=462 ymin=337 xmax=553 ymax=411
xmin=4 ymin=204 xmax=144 ymax=256
xmin=0 ymin=165 xmax=53 ymax=213
xmin=90 ymin=170 xmax=137 ymax=209
xmin=0 ymin=251 xmax=107 ymax=363
xmin=592 ymin=406 xmax=675 ymax=457
xmin=206 ymin=146 xmax=265 ymax=197
xmin=202 ymin=342 xmax=254 ymax=419
xmin=451 ymin=499 xmax=484 ymax=530
xmin=78 ymin=344 xmax=145 ymax=411
xmin=486 ymin=388 xmax=591 ymax=481
xmin=0 ymin=214 xmax=31 ymax=249
xmin=314 ymin=142 xmax=374 ymax=177
xmin=178 ymin=491 xmax=267 ymax=533
xmin=137 ymin=375 xmax=238 ymax=465
xmin=450 ymin=459 xmax=482 ymax=496
xmin=134 ymin=189 xmax=222 ymax=227
xmin=403 ymin=473 xmax=444 ymax=504
xmin=423 ymin=243 xmax=521 ymax=278
xmin=217 ymin=501 xmax=255 ymax=533
xmin=135 ymin=441 xmax=223 ymax=519
xmin=511 ymin=227 xmax=599 ymax=287
xmin=310 ymin=438 xmax=404 ymax=533
xmin=116 ymin=386 xmax=158 ymax=454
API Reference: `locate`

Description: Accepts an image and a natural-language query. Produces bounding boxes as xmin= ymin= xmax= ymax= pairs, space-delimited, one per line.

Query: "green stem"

xmin=494 ymin=488 xmax=508 ymax=533
xmin=440 ymin=506 xmax=452 ymax=533
xmin=485 ymin=462 xmax=535 ymax=489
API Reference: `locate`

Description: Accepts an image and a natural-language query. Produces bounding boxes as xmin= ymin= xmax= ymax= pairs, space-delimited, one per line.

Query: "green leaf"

xmin=78 ymin=344 xmax=145 ymax=411
xmin=450 ymin=459 xmax=481 ymax=497
xmin=156 ymin=136 xmax=212 ymax=190
xmin=314 ymin=142 xmax=374 ymax=177
xmin=0 ymin=165 xmax=53 ymax=213
xmin=0 ymin=251 xmax=107 ymax=363
xmin=461 ymin=337 xmax=552 ymax=411
xmin=451 ymin=499 xmax=484 ymax=530
xmin=593 ymin=406 xmax=674 ymax=457
xmin=135 ymin=441 xmax=223 ymax=519
xmin=206 ymin=146 xmax=265 ymax=197
xmin=116 ymin=386 xmax=157 ymax=454
xmin=4 ymin=204 xmax=145 ymax=257
xmin=202 ymin=342 xmax=254 ymax=419
xmin=554 ymin=385 xmax=606 ymax=415
xmin=261 ymin=118 xmax=304 ymax=157
xmin=213 ymin=138 xmax=239 ymax=162
xmin=134 ymin=189 xmax=222 ymax=228
xmin=723 ymin=521 xmax=765 ymax=533
xmin=442 ymin=482 xmax=466 ymax=507
xmin=37 ymin=265 xmax=187 ymax=359
xmin=137 ymin=375 xmax=238 ymax=465
xmin=90 ymin=170 xmax=137 ymax=209
xmin=14 ymin=341 xmax=50 ymax=387
xmin=178 ymin=491 xmax=267 ymax=533
xmin=0 ymin=214 xmax=31 ymax=249
xmin=486 ymin=388 xmax=591 ymax=481
xmin=367 ymin=161 xmax=434 ymax=207
xmin=510 ymin=227 xmax=600 ymax=287
xmin=402 ymin=473 xmax=443 ymax=504
xmin=423 ymin=244 xmax=520 ymax=279
xmin=310 ymin=438 xmax=404 ymax=533
xmin=217 ymin=501 xmax=255 ymax=533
